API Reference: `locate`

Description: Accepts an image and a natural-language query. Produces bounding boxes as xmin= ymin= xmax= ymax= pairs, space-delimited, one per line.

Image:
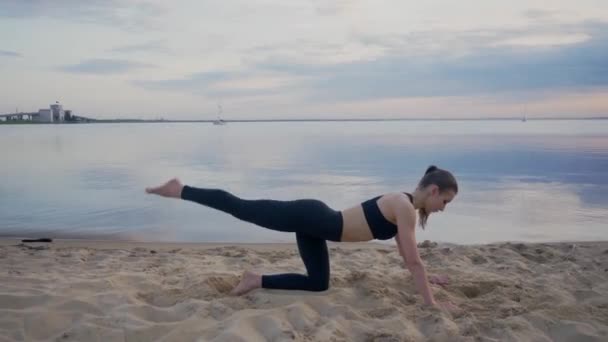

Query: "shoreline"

xmin=2 ymin=236 xmax=606 ymax=248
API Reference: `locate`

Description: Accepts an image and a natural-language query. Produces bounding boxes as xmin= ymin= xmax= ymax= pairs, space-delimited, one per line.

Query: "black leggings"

xmin=181 ymin=185 xmax=343 ymax=292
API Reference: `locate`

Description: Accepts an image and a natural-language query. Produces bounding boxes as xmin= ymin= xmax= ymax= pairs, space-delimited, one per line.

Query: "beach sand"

xmin=1 ymin=238 xmax=607 ymax=341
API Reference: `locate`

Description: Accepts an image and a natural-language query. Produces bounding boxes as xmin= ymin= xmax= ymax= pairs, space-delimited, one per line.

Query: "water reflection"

xmin=1 ymin=120 xmax=607 ymax=243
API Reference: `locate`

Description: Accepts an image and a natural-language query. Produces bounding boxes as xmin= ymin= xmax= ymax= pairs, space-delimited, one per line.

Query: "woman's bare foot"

xmin=230 ymin=270 xmax=262 ymax=296
xmin=145 ymin=178 xmax=184 ymax=199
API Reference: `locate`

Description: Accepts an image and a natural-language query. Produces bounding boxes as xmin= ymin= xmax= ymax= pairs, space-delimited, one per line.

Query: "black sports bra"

xmin=361 ymin=192 xmax=413 ymax=240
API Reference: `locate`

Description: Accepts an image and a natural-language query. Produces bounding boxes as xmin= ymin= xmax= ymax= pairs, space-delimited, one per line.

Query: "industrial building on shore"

xmin=0 ymin=102 xmax=85 ymax=123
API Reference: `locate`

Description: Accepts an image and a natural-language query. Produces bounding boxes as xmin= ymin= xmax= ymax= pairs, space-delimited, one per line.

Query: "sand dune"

xmin=1 ymin=239 xmax=607 ymax=341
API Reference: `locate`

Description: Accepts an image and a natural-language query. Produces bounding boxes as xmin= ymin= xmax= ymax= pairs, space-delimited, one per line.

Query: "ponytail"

xmin=425 ymin=165 xmax=438 ymax=175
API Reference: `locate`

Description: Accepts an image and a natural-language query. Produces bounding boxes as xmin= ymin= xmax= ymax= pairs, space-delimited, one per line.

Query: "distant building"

xmin=32 ymin=102 xmax=68 ymax=123
xmin=0 ymin=102 xmax=79 ymax=123
xmin=35 ymin=109 xmax=52 ymax=122
xmin=50 ymin=102 xmax=64 ymax=122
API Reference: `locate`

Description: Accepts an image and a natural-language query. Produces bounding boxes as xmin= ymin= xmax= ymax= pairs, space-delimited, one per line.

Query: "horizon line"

xmin=2 ymin=113 xmax=608 ymax=122
xmin=92 ymin=116 xmax=608 ymax=122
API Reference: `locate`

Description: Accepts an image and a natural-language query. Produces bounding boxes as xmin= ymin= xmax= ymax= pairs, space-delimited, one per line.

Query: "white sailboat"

xmin=213 ymin=104 xmax=226 ymax=125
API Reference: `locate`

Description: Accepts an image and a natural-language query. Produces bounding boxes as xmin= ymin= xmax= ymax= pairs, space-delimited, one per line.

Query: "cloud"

xmin=109 ymin=40 xmax=170 ymax=54
xmin=125 ymin=13 xmax=608 ymax=103
xmin=522 ymin=9 xmax=560 ymax=20
xmin=315 ymin=0 xmax=356 ymax=16
xmin=134 ymin=71 xmax=233 ymax=90
xmin=0 ymin=50 xmax=22 ymax=57
xmin=133 ymin=70 xmax=298 ymax=97
xmin=0 ymin=0 xmax=164 ymax=31
xmin=126 ymin=16 xmax=608 ymax=106
xmin=59 ymin=58 xmax=152 ymax=74
xmin=253 ymin=20 xmax=608 ymax=102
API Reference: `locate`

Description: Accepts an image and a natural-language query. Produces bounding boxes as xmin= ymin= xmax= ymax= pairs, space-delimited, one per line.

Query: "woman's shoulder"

xmin=381 ymin=192 xmax=413 ymax=203
xmin=378 ymin=192 xmax=416 ymax=217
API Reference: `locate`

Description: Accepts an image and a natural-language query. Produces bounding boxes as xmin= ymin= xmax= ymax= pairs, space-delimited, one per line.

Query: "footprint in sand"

xmin=457 ymin=280 xmax=503 ymax=298
xmin=364 ymin=307 xmax=398 ymax=319
xmin=0 ymin=293 xmax=51 ymax=310
xmin=363 ymin=331 xmax=403 ymax=342
xmin=126 ymin=302 xmax=197 ymax=323
xmin=469 ymin=254 xmax=488 ymax=265
xmin=137 ymin=275 xmax=238 ymax=307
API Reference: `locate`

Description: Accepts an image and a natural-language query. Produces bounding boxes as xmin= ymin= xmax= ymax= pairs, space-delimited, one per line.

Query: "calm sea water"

xmin=1 ymin=120 xmax=607 ymax=244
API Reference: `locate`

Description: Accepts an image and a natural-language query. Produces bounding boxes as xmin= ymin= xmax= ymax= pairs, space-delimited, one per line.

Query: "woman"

xmin=145 ymin=165 xmax=458 ymax=308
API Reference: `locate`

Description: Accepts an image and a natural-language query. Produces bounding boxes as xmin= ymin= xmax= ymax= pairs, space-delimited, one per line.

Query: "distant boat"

xmin=213 ymin=104 xmax=226 ymax=125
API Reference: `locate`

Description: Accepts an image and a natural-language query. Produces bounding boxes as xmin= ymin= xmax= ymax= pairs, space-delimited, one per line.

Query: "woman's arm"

xmin=393 ymin=196 xmax=436 ymax=306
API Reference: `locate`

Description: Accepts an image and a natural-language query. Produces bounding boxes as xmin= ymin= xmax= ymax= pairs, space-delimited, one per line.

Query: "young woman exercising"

xmin=145 ymin=165 xmax=458 ymax=308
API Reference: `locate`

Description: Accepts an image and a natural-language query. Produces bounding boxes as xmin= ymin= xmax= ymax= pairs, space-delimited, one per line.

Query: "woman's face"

xmin=425 ymin=185 xmax=456 ymax=213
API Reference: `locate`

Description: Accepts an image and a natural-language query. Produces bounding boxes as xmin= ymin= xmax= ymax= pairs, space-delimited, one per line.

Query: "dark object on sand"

xmin=21 ymin=238 xmax=53 ymax=243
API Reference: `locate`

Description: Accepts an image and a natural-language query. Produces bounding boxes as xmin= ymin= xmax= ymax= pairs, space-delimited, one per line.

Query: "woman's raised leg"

xmin=146 ymin=179 xmax=343 ymax=241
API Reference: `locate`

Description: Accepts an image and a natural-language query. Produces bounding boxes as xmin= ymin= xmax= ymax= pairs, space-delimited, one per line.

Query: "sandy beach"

xmin=1 ymin=238 xmax=607 ymax=341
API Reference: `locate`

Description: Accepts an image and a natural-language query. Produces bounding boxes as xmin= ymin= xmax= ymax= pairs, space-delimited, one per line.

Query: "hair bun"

xmin=425 ymin=165 xmax=438 ymax=175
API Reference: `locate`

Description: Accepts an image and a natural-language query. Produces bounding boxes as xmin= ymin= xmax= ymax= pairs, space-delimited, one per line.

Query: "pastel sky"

xmin=1 ymin=0 xmax=608 ymax=119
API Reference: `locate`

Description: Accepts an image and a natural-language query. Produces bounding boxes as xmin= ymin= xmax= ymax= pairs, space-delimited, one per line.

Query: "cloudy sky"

xmin=1 ymin=0 xmax=607 ymax=119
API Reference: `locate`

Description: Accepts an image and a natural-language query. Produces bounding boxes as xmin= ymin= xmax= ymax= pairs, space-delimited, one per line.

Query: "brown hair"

xmin=417 ymin=165 xmax=458 ymax=229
